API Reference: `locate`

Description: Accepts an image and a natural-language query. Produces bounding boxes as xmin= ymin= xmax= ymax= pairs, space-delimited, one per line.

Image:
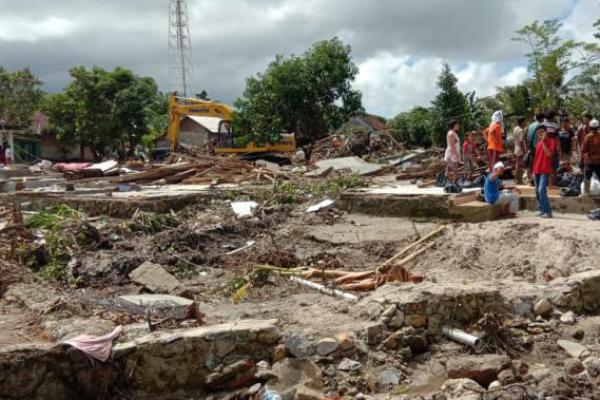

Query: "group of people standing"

xmin=444 ymin=109 xmax=600 ymax=219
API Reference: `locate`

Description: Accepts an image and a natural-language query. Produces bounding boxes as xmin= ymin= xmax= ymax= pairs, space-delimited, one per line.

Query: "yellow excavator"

xmin=167 ymin=95 xmax=296 ymax=155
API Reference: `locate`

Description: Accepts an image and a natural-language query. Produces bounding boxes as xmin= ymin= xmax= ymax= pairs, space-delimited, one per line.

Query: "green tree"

xmin=430 ymin=64 xmax=467 ymax=146
xmin=42 ymin=66 xmax=166 ymax=160
xmin=0 ymin=66 xmax=44 ymax=127
xmin=513 ymin=19 xmax=578 ymax=110
xmin=389 ymin=106 xmax=433 ymax=147
xmin=235 ymin=38 xmax=363 ymax=149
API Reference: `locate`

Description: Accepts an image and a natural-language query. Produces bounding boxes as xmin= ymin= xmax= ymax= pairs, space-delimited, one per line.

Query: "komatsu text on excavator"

xmin=167 ymin=95 xmax=296 ymax=155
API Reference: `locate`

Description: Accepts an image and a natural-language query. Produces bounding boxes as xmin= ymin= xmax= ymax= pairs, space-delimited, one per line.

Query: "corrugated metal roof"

xmin=184 ymin=116 xmax=222 ymax=133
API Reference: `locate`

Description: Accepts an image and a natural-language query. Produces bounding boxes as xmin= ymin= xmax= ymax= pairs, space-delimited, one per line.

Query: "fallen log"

xmin=377 ymin=225 xmax=446 ymax=270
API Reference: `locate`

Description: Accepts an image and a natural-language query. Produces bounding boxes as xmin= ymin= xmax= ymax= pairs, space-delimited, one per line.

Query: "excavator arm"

xmin=167 ymin=95 xmax=234 ymax=150
xmin=166 ymin=94 xmax=295 ymax=154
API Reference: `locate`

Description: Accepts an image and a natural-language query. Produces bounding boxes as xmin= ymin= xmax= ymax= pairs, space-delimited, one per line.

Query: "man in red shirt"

xmin=581 ymin=119 xmax=600 ymax=196
xmin=532 ymin=124 xmax=557 ymax=218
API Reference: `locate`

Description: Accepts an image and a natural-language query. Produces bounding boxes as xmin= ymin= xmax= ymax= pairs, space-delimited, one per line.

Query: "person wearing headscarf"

xmin=487 ymin=111 xmax=503 ymax=172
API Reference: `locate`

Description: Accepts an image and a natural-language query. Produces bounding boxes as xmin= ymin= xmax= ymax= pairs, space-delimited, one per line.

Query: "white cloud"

xmin=356 ymin=53 xmax=529 ymax=117
xmin=562 ymin=0 xmax=600 ymax=42
xmin=0 ymin=16 xmax=80 ymax=42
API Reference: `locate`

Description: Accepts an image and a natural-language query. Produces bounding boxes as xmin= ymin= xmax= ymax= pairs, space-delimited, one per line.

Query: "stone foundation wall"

xmin=0 ymin=319 xmax=279 ymax=400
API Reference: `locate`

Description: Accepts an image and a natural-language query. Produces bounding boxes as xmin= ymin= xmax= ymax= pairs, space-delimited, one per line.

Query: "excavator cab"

xmin=168 ymin=95 xmax=296 ymax=155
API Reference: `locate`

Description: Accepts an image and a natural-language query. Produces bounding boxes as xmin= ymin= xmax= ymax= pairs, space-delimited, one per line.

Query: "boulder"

xmin=584 ymin=358 xmax=600 ymax=377
xmin=557 ymin=339 xmax=588 ymax=358
xmin=315 ymin=338 xmax=339 ymax=356
xmin=446 ymin=354 xmax=510 ymax=387
xmin=388 ymin=310 xmax=405 ymax=329
xmin=128 ymin=261 xmax=182 ymax=294
xmin=533 ymin=299 xmax=553 ymax=316
xmin=334 ymin=332 xmax=355 ymax=351
xmin=564 ymin=358 xmax=584 ymax=375
xmin=271 ymin=358 xmax=324 ymax=396
xmin=364 ymin=322 xmax=385 ymax=345
xmin=294 ymin=384 xmax=325 ymax=400
xmin=273 ymin=344 xmax=287 ymax=362
xmin=405 ymin=314 xmax=427 ymax=328
xmin=497 ymin=369 xmax=515 ymax=385
xmin=285 ymin=335 xmax=316 ymax=359
xmin=337 ymin=358 xmax=362 ymax=372
xmin=439 ymin=378 xmax=482 ymax=400
xmin=560 ymin=311 xmax=576 ymax=325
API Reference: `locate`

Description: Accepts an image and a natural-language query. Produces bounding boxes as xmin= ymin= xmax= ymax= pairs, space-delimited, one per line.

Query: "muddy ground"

xmin=2 ymin=192 xmax=600 ymax=399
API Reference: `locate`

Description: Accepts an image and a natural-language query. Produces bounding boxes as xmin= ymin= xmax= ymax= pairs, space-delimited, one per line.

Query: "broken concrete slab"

xmin=306 ymin=156 xmax=382 ymax=177
xmin=118 ymin=294 xmax=198 ymax=320
xmin=557 ymin=340 xmax=589 ymax=359
xmin=129 ymin=261 xmax=182 ymax=294
xmin=445 ymin=354 xmax=510 ymax=387
xmin=271 ymin=358 xmax=324 ymax=398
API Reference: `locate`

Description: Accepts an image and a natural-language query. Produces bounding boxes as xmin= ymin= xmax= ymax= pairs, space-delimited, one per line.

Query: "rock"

xmin=533 ymin=299 xmax=553 ymax=316
xmin=248 ymin=383 xmax=262 ymax=396
xmin=315 ymin=338 xmax=339 ymax=356
xmin=258 ymin=330 xmax=281 ymax=345
xmin=361 ymin=302 xmax=384 ymax=320
xmin=536 ymin=376 xmax=573 ymax=398
xmin=560 ymin=311 xmax=576 ymax=325
xmin=382 ymin=333 xmax=398 ymax=350
xmin=271 ymin=358 xmax=324 ymax=393
xmin=204 ymin=360 xmax=257 ymax=391
xmin=529 ymin=368 xmax=551 ymax=383
xmin=446 ymin=354 xmax=510 ymax=387
xmin=557 ymin=339 xmax=588 ymax=358
xmin=285 ymin=335 xmax=316 ymax=359
xmin=294 ymin=384 xmax=325 ymax=400
xmin=488 ymin=380 xmax=501 ymax=390
xmin=273 ymin=344 xmax=287 ymax=362
xmin=572 ymin=329 xmax=585 ymax=341
xmin=439 ymin=378 xmax=482 ymax=400
xmin=584 ymin=358 xmax=600 ymax=377
xmin=564 ymin=358 xmax=584 ymax=375
xmin=511 ymin=360 xmax=529 ymax=377
xmin=377 ymin=367 xmax=401 ymax=389
xmin=364 ymin=322 xmax=385 ymax=345
xmin=335 ymin=332 xmax=355 ymax=351
xmin=338 ymin=358 xmax=362 ymax=372
xmin=497 ymin=369 xmax=515 ymax=385
xmin=128 ymin=261 xmax=182 ymax=294
xmin=388 ymin=310 xmax=405 ymax=329
xmin=380 ymin=305 xmax=397 ymax=321
xmin=405 ymin=314 xmax=427 ymax=328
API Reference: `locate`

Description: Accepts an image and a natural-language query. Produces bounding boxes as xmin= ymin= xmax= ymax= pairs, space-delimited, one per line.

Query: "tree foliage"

xmin=42 ymin=66 xmax=166 ymax=160
xmin=0 ymin=66 xmax=44 ymax=128
xmin=512 ymin=19 xmax=578 ymax=110
xmin=430 ymin=64 xmax=468 ymax=145
xmin=389 ymin=107 xmax=433 ymax=147
xmin=234 ymin=38 xmax=363 ymax=147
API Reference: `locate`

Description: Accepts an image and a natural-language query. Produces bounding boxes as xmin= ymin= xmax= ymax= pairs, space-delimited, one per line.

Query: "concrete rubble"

xmin=3 ymin=146 xmax=600 ymax=400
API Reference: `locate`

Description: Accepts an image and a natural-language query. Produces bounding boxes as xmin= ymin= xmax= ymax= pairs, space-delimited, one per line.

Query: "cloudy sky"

xmin=0 ymin=0 xmax=598 ymax=117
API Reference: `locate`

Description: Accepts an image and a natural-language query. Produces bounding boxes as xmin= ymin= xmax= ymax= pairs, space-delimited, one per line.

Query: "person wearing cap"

xmin=484 ymin=161 xmax=520 ymax=217
xmin=486 ymin=111 xmax=503 ymax=172
xmin=581 ymin=119 xmax=600 ymax=196
xmin=532 ymin=124 xmax=556 ymax=218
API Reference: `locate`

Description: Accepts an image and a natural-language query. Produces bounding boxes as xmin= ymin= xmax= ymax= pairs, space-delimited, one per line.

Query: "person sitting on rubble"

xmin=581 ymin=119 xmax=600 ymax=197
xmin=444 ymin=119 xmax=461 ymax=183
xmin=484 ymin=161 xmax=520 ymax=217
xmin=486 ymin=111 xmax=504 ymax=172
xmin=532 ymin=124 xmax=556 ymax=218
xmin=462 ymin=131 xmax=478 ymax=181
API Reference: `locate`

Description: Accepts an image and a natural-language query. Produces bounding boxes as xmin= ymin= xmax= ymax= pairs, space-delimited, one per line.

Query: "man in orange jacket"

xmin=487 ymin=111 xmax=503 ymax=172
